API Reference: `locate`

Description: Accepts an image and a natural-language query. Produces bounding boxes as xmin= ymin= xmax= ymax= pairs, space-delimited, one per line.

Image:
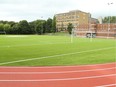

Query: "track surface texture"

xmin=0 ymin=62 xmax=116 ymax=87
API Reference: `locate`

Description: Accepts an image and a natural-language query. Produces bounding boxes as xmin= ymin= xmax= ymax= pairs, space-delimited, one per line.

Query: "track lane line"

xmin=0 ymin=67 xmax=115 ymax=74
xmin=0 ymin=69 xmax=115 ymax=80
xmin=95 ymin=84 xmax=116 ymax=87
xmin=0 ymin=62 xmax=115 ymax=72
xmin=0 ymin=74 xmax=115 ymax=82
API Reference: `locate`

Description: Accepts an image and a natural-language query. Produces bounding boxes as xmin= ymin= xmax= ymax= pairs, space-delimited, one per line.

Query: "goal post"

xmin=70 ymin=28 xmax=77 ymax=43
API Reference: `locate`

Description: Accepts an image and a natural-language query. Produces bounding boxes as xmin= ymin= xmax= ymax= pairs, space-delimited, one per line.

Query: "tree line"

xmin=102 ymin=16 xmax=116 ymax=23
xmin=0 ymin=16 xmax=56 ymax=35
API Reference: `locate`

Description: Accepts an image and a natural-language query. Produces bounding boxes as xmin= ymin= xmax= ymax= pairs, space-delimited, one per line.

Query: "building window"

xmin=77 ymin=16 xmax=79 ymax=18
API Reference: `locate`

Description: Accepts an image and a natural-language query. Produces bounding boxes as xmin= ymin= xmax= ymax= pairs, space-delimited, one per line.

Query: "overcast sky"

xmin=0 ymin=0 xmax=116 ymax=22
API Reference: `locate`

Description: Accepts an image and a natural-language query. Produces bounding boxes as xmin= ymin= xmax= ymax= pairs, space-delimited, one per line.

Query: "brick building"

xmin=77 ymin=23 xmax=116 ymax=38
xmin=96 ymin=23 xmax=116 ymax=37
xmin=55 ymin=10 xmax=90 ymax=31
xmin=55 ymin=10 xmax=116 ymax=38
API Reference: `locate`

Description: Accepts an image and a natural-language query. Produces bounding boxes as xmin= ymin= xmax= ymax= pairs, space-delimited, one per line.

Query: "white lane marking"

xmin=95 ymin=84 xmax=116 ymax=87
xmin=0 ymin=62 xmax=115 ymax=68
xmin=0 ymin=67 xmax=115 ymax=74
xmin=0 ymin=47 xmax=115 ymax=65
xmin=0 ymin=74 xmax=115 ymax=82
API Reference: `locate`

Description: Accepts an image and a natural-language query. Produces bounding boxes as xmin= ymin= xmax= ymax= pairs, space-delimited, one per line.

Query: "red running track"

xmin=0 ymin=62 xmax=116 ymax=87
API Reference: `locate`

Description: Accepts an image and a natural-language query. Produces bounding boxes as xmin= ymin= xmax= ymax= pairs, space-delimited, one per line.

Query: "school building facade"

xmin=55 ymin=10 xmax=116 ymax=38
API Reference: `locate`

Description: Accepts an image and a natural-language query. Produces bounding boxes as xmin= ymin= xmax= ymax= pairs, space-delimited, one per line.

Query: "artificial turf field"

xmin=0 ymin=34 xmax=115 ymax=66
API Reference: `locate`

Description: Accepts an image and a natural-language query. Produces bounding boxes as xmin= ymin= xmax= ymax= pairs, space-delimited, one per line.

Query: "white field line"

xmin=0 ymin=62 xmax=115 ymax=68
xmin=6 ymin=35 xmax=28 ymax=37
xmin=0 ymin=67 xmax=115 ymax=74
xmin=0 ymin=74 xmax=115 ymax=82
xmin=0 ymin=42 xmax=71 ymax=48
xmin=0 ymin=47 xmax=115 ymax=65
xmin=95 ymin=84 xmax=116 ymax=87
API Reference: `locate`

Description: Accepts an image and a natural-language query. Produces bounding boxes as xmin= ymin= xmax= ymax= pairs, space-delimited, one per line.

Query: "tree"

xmin=31 ymin=20 xmax=46 ymax=34
xmin=103 ymin=16 xmax=116 ymax=23
xmin=46 ymin=18 xmax=52 ymax=33
xmin=11 ymin=23 xmax=19 ymax=34
xmin=0 ymin=23 xmax=4 ymax=31
xmin=29 ymin=21 xmax=37 ymax=34
xmin=42 ymin=21 xmax=47 ymax=33
xmin=67 ymin=23 xmax=73 ymax=34
xmin=52 ymin=16 xmax=56 ymax=33
xmin=4 ymin=24 xmax=11 ymax=34
xmin=111 ymin=16 xmax=116 ymax=23
xmin=18 ymin=20 xmax=32 ymax=34
xmin=35 ymin=22 xmax=44 ymax=35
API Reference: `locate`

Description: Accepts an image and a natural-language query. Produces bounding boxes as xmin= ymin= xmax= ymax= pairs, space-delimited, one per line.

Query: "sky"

xmin=0 ymin=0 xmax=116 ymax=22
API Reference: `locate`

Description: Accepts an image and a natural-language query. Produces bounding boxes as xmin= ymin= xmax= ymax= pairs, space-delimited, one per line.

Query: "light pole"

xmin=107 ymin=2 xmax=113 ymax=39
xmin=108 ymin=2 xmax=116 ymax=75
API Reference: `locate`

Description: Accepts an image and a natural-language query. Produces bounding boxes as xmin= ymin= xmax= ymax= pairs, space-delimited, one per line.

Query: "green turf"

xmin=0 ymin=35 xmax=115 ymax=66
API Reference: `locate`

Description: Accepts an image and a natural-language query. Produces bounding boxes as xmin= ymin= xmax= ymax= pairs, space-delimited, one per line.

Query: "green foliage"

xmin=67 ymin=23 xmax=74 ymax=34
xmin=4 ymin=24 xmax=11 ymax=30
xmin=0 ymin=23 xmax=4 ymax=31
xmin=11 ymin=24 xmax=19 ymax=34
xmin=0 ymin=17 xmax=54 ymax=34
xmin=4 ymin=24 xmax=11 ymax=34
xmin=35 ymin=22 xmax=44 ymax=35
xmin=103 ymin=16 xmax=116 ymax=23
xmin=18 ymin=20 xmax=32 ymax=34
xmin=30 ymin=20 xmax=46 ymax=35
xmin=52 ymin=16 xmax=56 ymax=33
xmin=46 ymin=18 xmax=52 ymax=33
xmin=42 ymin=21 xmax=47 ymax=33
